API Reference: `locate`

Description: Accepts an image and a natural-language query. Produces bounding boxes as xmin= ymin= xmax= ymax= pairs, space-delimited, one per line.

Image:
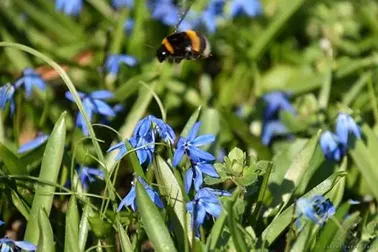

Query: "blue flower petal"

xmin=188 ymin=146 xmax=216 ymax=162
xmin=90 ymin=90 xmax=114 ymax=100
xmin=187 ymin=122 xmax=201 ymax=141
xmin=192 ymin=134 xmax=215 ymax=146
xmin=18 ymin=134 xmax=49 ymax=154
xmin=117 ymin=186 xmax=136 ymax=212
xmin=173 ymin=144 xmax=185 ymax=167
xmin=107 ymin=141 xmax=127 ymax=161
xmin=0 ymin=83 xmax=15 ymax=110
xmin=198 ymin=163 xmax=219 ymax=177
xmin=184 ymin=168 xmax=194 ymax=193
xmin=14 ymin=241 xmax=37 ymax=251
xmin=261 ymin=120 xmax=288 ymax=146
xmin=93 ymin=99 xmax=116 ymax=117
xmin=56 ymin=0 xmax=83 ymax=16
xmin=193 ymin=167 xmax=203 ymax=192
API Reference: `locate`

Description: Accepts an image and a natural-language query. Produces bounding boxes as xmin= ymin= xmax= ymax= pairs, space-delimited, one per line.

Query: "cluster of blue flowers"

xmin=0 ymin=68 xmax=50 ymax=153
xmin=149 ymin=0 xmax=263 ymax=33
xmin=111 ymin=117 xmax=230 ymax=235
xmin=320 ymin=113 xmax=361 ymax=161
xmin=173 ymin=121 xmax=230 ymax=235
xmin=295 ymin=195 xmax=335 ymax=228
xmin=55 ymin=0 xmax=263 ymax=34
xmin=0 ymin=221 xmax=37 ymax=251
xmin=104 ymin=54 xmax=138 ymax=77
xmin=108 ymin=115 xmax=176 ymax=166
xmin=117 ymin=176 xmax=164 ymax=212
xmin=0 ymin=68 xmax=46 ymax=114
xmin=65 ymin=90 xmax=118 ymax=136
xmin=111 ymin=115 xmax=175 ymax=211
xmin=261 ymin=91 xmax=296 ymax=145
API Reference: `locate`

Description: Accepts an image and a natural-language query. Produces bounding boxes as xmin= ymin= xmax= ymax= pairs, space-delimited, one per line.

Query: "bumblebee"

xmin=156 ymin=30 xmax=211 ymax=63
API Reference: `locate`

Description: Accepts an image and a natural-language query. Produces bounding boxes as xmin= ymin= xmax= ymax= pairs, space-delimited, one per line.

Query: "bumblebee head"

xmin=156 ymin=46 xmax=168 ymax=62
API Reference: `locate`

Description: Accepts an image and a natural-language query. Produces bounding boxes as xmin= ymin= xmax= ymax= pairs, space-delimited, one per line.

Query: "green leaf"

xmin=291 ymin=222 xmax=313 ymax=251
xmin=206 ymin=210 xmax=228 ymax=250
xmin=219 ymin=108 xmax=271 ymax=160
xmin=10 ymin=190 xmax=30 ymax=220
xmin=24 ymin=112 xmax=66 ymax=244
xmin=349 ymin=126 xmax=378 ymax=200
xmin=37 ymin=208 xmax=56 ymax=252
xmin=0 ymin=141 xmax=27 ymax=175
xmin=249 ymin=162 xmax=273 ymax=225
xmin=327 ymin=212 xmax=361 ymax=250
xmin=88 ymin=213 xmax=113 ymax=239
xmin=249 ymin=0 xmax=306 ymax=60
xmin=225 ymin=191 xmax=248 ymax=252
xmin=117 ymin=220 xmax=133 ymax=252
xmin=64 ymin=197 xmax=80 ymax=252
xmin=136 ymin=180 xmax=177 ymax=252
xmin=279 ymin=131 xmax=320 ymax=209
xmin=105 ymin=81 xmax=156 ymax=172
xmin=0 ymin=28 xmax=31 ymax=70
xmin=154 ymin=156 xmax=190 ymax=250
xmin=260 ymin=170 xmax=346 ymax=245
xmin=316 ymin=203 xmax=351 ymax=250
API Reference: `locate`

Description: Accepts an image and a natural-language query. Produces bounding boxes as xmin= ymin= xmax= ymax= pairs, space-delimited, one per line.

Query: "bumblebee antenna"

xmin=173 ymin=1 xmax=194 ymax=33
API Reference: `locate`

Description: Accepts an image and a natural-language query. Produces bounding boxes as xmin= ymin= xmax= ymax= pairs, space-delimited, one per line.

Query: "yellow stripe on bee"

xmin=185 ymin=30 xmax=200 ymax=52
xmin=162 ymin=38 xmax=174 ymax=54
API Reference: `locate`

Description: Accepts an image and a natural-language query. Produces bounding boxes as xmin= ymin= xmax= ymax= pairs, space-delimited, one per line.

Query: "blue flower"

xmin=184 ymin=159 xmax=219 ymax=193
xmin=296 ymin=195 xmax=335 ymax=228
xmin=173 ymin=122 xmax=216 ymax=167
xmin=108 ymin=115 xmax=175 ymax=166
xmin=105 ymin=54 xmax=138 ymax=76
xmin=0 ymin=83 xmax=16 ymax=114
xmin=117 ymin=177 xmax=164 ymax=212
xmin=77 ymin=166 xmax=105 ymax=190
xmin=112 ymin=0 xmax=133 ymax=9
xmin=0 ymin=237 xmax=37 ymax=251
xmin=66 ymin=90 xmax=115 ymax=135
xmin=149 ymin=0 xmax=179 ymax=27
xmin=186 ymin=187 xmax=231 ymax=235
xmin=320 ymin=130 xmax=343 ymax=161
xmin=55 ymin=0 xmax=83 ymax=16
xmin=262 ymin=91 xmax=295 ymax=121
xmin=107 ymin=141 xmax=127 ymax=161
xmin=230 ymin=0 xmax=263 ymax=18
xmin=107 ymin=136 xmax=154 ymax=166
xmin=335 ymin=113 xmax=361 ymax=149
xmin=200 ymin=0 xmax=225 ymax=33
xmin=18 ymin=134 xmax=49 ymax=154
xmin=0 ymin=220 xmax=4 ymax=226
xmin=13 ymin=68 xmax=46 ymax=99
xmin=261 ymin=120 xmax=289 ymax=146
xmin=133 ymin=115 xmax=176 ymax=144
xmin=124 ymin=18 xmax=134 ymax=35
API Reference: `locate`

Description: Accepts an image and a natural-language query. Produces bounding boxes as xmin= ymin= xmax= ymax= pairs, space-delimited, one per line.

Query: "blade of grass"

xmin=260 ymin=170 xmax=346 ymax=246
xmin=37 ymin=209 xmax=56 ymax=252
xmin=24 ymin=112 xmax=66 ymax=244
xmin=154 ymin=155 xmax=190 ymax=250
xmin=249 ymin=0 xmax=306 ymax=60
xmin=136 ymin=179 xmax=177 ymax=252
xmin=117 ymin=220 xmax=133 ymax=252
xmin=65 ymin=197 xmax=80 ymax=252
xmin=0 ymin=142 xmax=27 ymax=175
